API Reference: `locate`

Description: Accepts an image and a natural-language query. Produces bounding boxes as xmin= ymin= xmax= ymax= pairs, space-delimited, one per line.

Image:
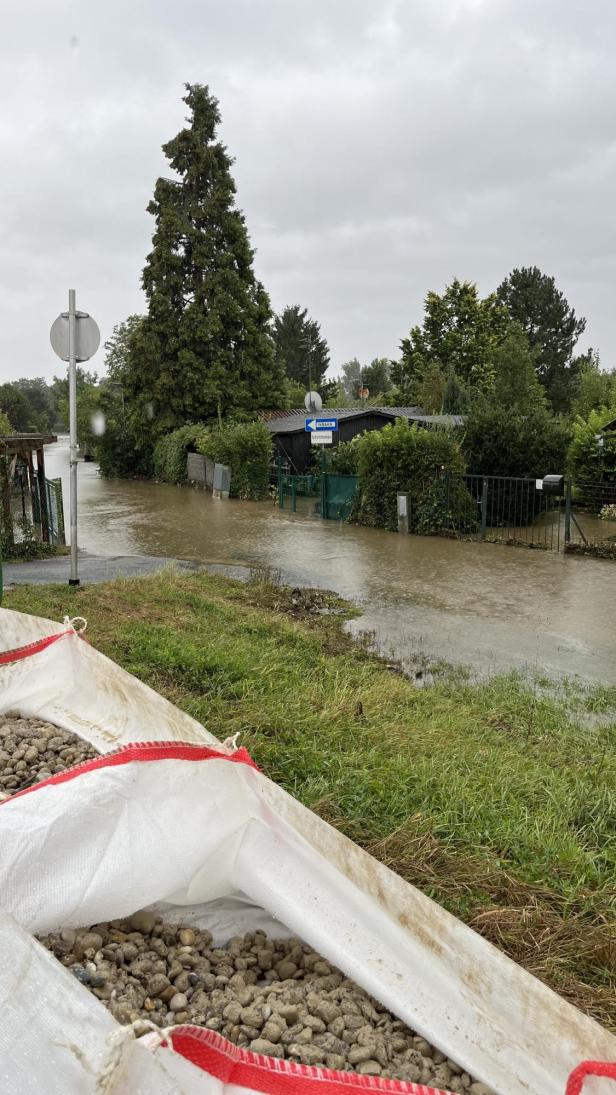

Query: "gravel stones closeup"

xmin=0 ymin=717 xmax=98 ymax=796
xmin=39 ymin=916 xmax=492 ymax=1093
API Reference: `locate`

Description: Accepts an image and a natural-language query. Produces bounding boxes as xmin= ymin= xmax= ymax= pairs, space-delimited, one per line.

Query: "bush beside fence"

xmin=153 ymin=424 xmax=204 ymax=484
xmin=198 ymin=420 xmax=272 ymax=500
xmin=352 ymin=420 xmax=467 ymax=532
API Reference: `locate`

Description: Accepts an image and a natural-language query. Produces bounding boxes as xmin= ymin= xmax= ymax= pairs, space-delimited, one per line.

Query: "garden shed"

xmin=263 ymin=407 xmax=464 ymax=473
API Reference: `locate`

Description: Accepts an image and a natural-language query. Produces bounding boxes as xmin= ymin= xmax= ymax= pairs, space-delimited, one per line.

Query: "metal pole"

xmin=68 ymin=288 xmax=79 ymax=585
xmin=320 ymin=448 xmax=327 ymax=519
xmin=564 ymin=478 xmax=572 ymax=546
xmin=480 ymin=478 xmax=488 ymax=540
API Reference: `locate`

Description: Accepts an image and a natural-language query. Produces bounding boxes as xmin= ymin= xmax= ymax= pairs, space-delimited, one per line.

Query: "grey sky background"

xmin=1 ymin=0 xmax=614 ymax=384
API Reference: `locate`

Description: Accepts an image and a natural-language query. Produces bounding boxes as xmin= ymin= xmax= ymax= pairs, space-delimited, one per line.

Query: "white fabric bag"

xmin=0 ymin=608 xmax=614 ymax=1095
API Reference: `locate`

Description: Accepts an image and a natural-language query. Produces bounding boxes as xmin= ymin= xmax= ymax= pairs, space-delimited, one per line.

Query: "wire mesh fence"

xmin=438 ymin=473 xmax=565 ymax=550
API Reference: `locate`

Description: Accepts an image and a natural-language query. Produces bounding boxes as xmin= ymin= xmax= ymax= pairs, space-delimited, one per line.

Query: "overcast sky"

xmin=1 ymin=0 xmax=614 ymax=384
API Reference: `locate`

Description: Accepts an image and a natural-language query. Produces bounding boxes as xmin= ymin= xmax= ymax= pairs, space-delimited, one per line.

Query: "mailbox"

xmin=542 ymin=474 xmax=565 ymax=495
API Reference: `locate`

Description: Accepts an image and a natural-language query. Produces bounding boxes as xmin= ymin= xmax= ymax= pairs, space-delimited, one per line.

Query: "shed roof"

xmin=1 ymin=433 xmax=57 ymax=455
xmin=600 ymin=417 xmax=616 ymax=433
xmin=263 ymin=407 xmax=464 ymax=434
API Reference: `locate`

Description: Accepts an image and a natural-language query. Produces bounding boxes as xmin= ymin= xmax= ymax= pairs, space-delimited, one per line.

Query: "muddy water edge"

xmin=44 ymin=439 xmax=616 ymax=684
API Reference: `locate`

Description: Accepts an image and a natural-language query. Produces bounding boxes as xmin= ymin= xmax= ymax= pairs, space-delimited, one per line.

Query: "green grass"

xmin=5 ymin=569 xmax=615 ymax=1029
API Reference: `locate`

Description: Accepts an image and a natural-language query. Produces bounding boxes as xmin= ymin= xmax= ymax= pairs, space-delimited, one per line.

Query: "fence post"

xmin=480 ymin=478 xmax=488 ymax=540
xmin=276 ymin=458 xmax=284 ymax=509
xmin=397 ymin=493 xmax=410 ymax=534
xmin=0 ymin=447 xmax=13 ymax=551
xmin=320 ymin=450 xmax=327 ymax=519
xmin=36 ymin=448 xmax=50 ymax=543
xmin=291 ymin=478 xmax=297 ymax=513
xmin=564 ymin=478 xmax=572 ymax=546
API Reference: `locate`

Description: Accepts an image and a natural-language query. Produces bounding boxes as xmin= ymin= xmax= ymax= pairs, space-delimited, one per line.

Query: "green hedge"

xmin=567 ymin=406 xmax=616 ymax=488
xmin=153 ymin=425 xmax=204 ymax=484
xmin=353 ymin=420 xmax=466 ymax=532
xmin=198 ymin=420 xmax=272 ymax=500
xmin=328 ymin=438 xmax=360 ymax=475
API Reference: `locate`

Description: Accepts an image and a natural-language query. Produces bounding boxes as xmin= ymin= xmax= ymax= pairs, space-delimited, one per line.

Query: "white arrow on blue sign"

xmin=305 ymin=417 xmax=339 ymax=432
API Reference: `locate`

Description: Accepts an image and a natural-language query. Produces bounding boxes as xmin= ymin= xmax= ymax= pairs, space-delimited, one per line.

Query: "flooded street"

xmin=45 ymin=439 xmax=616 ymax=684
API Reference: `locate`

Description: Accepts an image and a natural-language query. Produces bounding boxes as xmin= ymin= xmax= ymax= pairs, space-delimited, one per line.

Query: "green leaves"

xmin=353 ymin=420 xmax=466 ymax=531
xmin=567 ymin=405 xmax=616 ymax=482
xmin=198 ymin=419 xmax=273 ymax=499
xmin=393 ymin=278 xmax=511 ymax=404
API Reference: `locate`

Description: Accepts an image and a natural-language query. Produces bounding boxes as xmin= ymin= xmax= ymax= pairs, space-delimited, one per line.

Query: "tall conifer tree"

xmin=127 ymin=84 xmax=285 ymax=443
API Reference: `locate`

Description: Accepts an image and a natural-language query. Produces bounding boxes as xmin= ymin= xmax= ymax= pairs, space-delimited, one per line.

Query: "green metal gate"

xmin=320 ymin=473 xmax=358 ymax=520
xmin=277 ymin=466 xmax=358 ymax=521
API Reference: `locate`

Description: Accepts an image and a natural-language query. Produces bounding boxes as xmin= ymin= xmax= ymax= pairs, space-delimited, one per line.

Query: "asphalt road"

xmin=1 ymin=552 xmax=204 ymax=587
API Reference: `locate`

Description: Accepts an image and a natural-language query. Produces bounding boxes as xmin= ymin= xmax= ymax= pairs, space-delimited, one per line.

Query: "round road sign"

xmin=304 ymin=390 xmax=323 ymax=413
xmin=50 ymin=311 xmax=101 ymax=363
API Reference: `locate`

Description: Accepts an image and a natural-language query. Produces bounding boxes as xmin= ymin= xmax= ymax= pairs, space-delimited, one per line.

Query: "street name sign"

xmin=305 ymin=417 xmax=338 ymax=432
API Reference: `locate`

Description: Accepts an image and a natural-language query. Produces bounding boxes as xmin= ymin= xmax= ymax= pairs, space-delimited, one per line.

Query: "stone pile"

xmin=0 ymin=716 xmax=98 ymax=796
xmin=39 ymin=914 xmax=493 ymax=1094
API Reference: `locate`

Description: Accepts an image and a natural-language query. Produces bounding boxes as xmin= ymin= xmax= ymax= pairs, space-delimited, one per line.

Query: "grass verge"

xmin=5 ymin=569 xmax=615 ymax=1030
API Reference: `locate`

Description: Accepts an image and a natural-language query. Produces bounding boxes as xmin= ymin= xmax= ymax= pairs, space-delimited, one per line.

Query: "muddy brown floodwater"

xmin=45 ymin=439 xmax=616 ymax=684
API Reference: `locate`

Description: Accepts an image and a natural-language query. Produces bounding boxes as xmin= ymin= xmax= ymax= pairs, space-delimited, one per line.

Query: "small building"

xmin=262 ymin=407 xmax=464 ymax=473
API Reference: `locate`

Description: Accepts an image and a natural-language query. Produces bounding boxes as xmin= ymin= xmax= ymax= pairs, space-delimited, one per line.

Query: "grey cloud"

xmin=0 ymin=0 xmax=614 ymax=385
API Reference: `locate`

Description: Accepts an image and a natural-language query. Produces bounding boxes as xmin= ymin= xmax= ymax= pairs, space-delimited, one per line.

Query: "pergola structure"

xmin=0 ymin=433 xmax=57 ymax=546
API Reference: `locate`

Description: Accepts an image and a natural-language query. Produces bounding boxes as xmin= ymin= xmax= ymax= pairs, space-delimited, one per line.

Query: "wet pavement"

xmin=1 ymin=552 xmax=205 ymax=585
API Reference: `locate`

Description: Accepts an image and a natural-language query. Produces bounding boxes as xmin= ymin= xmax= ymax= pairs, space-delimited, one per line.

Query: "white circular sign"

xmin=304 ymin=390 xmax=322 ymax=413
xmin=50 ymin=311 xmax=101 ymax=363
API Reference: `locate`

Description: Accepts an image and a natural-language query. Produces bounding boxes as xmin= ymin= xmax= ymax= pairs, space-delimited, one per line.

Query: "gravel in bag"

xmin=0 ymin=717 xmax=98 ymax=797
xmin=39 ymin=916 xmax=493 ymax=1093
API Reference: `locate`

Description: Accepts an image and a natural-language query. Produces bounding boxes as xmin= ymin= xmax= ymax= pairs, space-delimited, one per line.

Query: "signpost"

xmin=305 ymin=417 xmax=339 ymax=433
xmin=50 ymin=292 xmax=100 ymax=586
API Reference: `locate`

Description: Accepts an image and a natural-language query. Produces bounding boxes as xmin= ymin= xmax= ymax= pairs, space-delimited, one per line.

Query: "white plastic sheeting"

xmin=0 ymin=607 xmax=614 ymax=1095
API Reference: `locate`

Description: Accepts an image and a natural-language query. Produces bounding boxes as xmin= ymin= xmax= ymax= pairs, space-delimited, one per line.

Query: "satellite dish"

xmin=304 ymin=390 xmax=323 ymax=413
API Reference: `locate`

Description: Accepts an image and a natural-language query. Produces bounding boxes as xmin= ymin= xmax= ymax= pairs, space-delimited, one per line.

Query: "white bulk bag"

xmin=0 ymin=608 xmax=615 ymax=1095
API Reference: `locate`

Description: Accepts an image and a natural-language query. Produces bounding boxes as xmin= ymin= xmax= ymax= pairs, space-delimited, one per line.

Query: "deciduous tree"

xmin=392 ymin=279 xmax=511 ymax=401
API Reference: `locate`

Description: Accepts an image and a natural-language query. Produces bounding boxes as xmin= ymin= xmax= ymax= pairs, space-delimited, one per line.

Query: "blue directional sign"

xmin=305 ymin=417 xmax=339 ymax=432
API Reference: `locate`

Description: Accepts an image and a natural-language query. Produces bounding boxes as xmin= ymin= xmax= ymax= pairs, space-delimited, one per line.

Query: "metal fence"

xmin=321 ymin=474 xmax=359 ymax=520
xmin=276 ymin=460 xmax=616 ymax=554
xmin=31 ymin=477 xmax=66 ymax=545
xmin=277 ymin=472 xmax=319 ymax=511
xmin=277 ymin=469 xmax=358 ymax=521
xmin=438 ymin=473 xmax=616 ymax=552
xmin=439 ymin=473 xmax=566 ymax=550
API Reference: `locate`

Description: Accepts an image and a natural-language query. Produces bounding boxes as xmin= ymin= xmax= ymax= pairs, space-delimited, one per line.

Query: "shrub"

xmin=198 ymin=420 xmax=273 ymax=500
xmin=353 ymin=420 xmax=466 ymax=532
xmin=463 ymin=404 xmax=570 ymax=479
xmin=328 ymin=438 xmax=360 ymax=475
xmin=567 ymin=406 xmax=616 ymax=487
xmin=97 ymin=424 xmax=152 ymax=479
xmin=153 ymin=424 xmax=204 ymax=484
